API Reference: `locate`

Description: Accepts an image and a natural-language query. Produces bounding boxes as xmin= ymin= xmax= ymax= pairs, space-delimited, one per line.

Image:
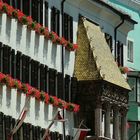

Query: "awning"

xmin=74 ymin=18 xmax=131 ymax=90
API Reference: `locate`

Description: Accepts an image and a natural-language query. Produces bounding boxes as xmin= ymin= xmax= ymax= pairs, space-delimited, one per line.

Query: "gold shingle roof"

xmin=74 ymin=18 xmax=131 ymax=90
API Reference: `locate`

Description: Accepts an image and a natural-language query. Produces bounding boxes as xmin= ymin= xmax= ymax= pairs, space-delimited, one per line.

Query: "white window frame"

xmin=127 ymin=39 xmax=134 ymax=62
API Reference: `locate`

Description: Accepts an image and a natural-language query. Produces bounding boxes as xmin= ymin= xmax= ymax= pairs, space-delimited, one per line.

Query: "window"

xmin=57 ymin=72 xmax=63 ymax=98
xmin=21 ymin=55 xmax=30 ymax=83
xmin=116 ymin=41 xmax=123 ymax=66
xmin=49 ymin=68 xmax=56 ymax=96
xmin=44 ymin=2 xmax=48 ymax=27
xmin=128 ymin=77 xmax=136 ymax=102
xmin=71 ymin=77 xmax=77 ymax=102
xmin=51 ymin=7 xmax=60 ymax=35
xmin=32 ymin=0 xmax=39 ymax=22
xmin=0 ymin=113 xmax=4 ymax=140
xmin=10 ymin=49 xmax=16 ymax=78
xmin=22 ymin=0 xmax=30 ymax=16
xmin=65 ymin=75 xmax=70 ymax=102
xmin=64 ymin=13 xmax=73 ymax=42
xmin=128 ymin=40 xmax=133 ymax=62
xmin=137 ymin=78 xmax=140 ymax=102
xmin=16 ymin=51 xmax=22 ymax=80
xmin=2 ymin=45 xmax=11 ymax=74
xmin=105 ymin=33 xmax=112 ymax=52
xmin=0 ymin=42 xmax=3 ymax=72
xmin=128 ymin=122 xmax=137 ymax=140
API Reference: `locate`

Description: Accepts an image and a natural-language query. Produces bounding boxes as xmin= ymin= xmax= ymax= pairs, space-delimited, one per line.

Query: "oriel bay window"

xmin=64 ymin=13 xmax=73 ymax=42
xmin=51 ymin=7 xmax=60 ymax=35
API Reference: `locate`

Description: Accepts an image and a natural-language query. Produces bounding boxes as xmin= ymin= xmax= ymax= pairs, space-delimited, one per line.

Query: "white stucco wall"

xmin=0 ymin=85 xmax=74 ymax=135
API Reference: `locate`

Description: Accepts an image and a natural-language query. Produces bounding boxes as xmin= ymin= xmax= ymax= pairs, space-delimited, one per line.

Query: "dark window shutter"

xmin=32 ymin=126 xmax=36 ymax=140
xmin=4 ymin=115 xmax=12 ymax=140
xmin=59 ymin=134 xmax=63 ymax=140
xmin=44 ymin=66 xmax=48 ymax=92
xmin=12 ymin=0 xmax=16 ymax=8
xmin=56 ymin=9 xmax=60 ymax=36
xmin=40 ymin=64 xmax=45 ymax=91
xmin=41 ymin=128 xmax=45 ymax=137
xmin=39 ymin=0 xmax=43 ymax=24
xmin=16 ymin=51 xmax=22 ymax=80
xmin=17 ymin=0 xmax=21 ymax=10
xmin=69 ymin=16 xmax=73 ymax=42
xmin=49 ymin=68 xmax=56 ymax=96
xmin=32 ymin=0 xmax=39 ymax=22
xmin=3 ymin=0 xmax=10 ymax=5
xmin=64 ymin=13 xmax=68 ymax=40
xmin=36 ymin=126 xmax=41 ymax=140
xmin=10 ymin=49 xmax=16 ymax=78
xmin=65 ymin=75 xmax=70 ymax=102
xmin=2 ymin=45 xmax=11 ymax=74
xmin=44 ymin=2 xmax=48 ymax=27
xmin=71 ymin=77 xmax=77 ymax=102
xmin=22 ymin=55 xmax=30 ymax=83
xmin=23 ymin=0 xmax=30 ymax=16
xmin=0 ymin=42 xmax=3 ymax=72
xmin=31 ymin=60 xmax=35 ymax=87
xmin=34 ymin=61 xmax=39 ymax=88
xmin=57 ymin=72 xmax=63 ymax=98
xmin=23 ymin=123 xmax=31 ymax=140
xmin=51 ymin=7 xmax=56 ymax=32
xmin=0 ymin=112 xmax=4 ymax=140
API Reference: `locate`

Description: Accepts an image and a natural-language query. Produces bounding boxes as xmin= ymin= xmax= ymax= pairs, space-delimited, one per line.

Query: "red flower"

xmin=27 ymin=88 xmax=36 ymax=96
xmin=34 ymin=90 xmax=40 ymax=100
xmin=57 ymin=99 xmax=66 ymax=109
xmin=0 ymin=2 xmax=3 ymax=11
xmin=26 ymin=16 xmax=33 ymax=25
xmin=73 ymin=44 xmax=78 ymax=50
xmin=6 ymin=5 xmax=14 ymax=17
xmin=44 ymin=27 xmax=49 ymax=37
xmin=74 ymin=104 xmax=80 ymax=112
xmin=17 ymin=10 xmax=24 ymax=21
xmin=12 ymin=79 xmax=22 ymax=89
xmin=0 ymin=72 xmax=6 ymax=82
xmin=45 ymin=92 xmax=49 ymax=104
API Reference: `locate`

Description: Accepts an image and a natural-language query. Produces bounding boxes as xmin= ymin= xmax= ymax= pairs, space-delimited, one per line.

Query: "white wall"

xmin=0 ymin=85 xmax=74 ymax=135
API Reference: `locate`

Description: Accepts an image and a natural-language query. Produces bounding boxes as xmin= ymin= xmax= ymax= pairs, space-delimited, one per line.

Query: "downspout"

xmin=114 ymin=17 xmax=125 ymax=61
xmin=61 ymin=0 xmax=66 ymax=140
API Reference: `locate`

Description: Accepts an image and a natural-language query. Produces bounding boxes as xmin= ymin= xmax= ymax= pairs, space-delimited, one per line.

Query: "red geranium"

xmin=34 ymin=90 xmax=40 ymax=100
xmin=74 ymin=104 xmax=80 ymax=112
xmin=6 ymin=5 xmax=14 ymax=17
xmin=45 ymin=92 xmax=49 ymax=104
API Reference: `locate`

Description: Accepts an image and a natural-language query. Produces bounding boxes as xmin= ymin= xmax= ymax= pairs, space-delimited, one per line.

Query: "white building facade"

xmin=0 ymin=0 xmax=136 ymax=139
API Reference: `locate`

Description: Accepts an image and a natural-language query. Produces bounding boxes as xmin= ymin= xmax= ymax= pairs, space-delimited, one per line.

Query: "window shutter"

xmin=0 ymin=42 xmax=3 ymax=72
xmin=10 ymin=49 xmax=16 ymax=78
xmin=39 ymin=0 xmax=43 ymax=24
xmin=49 ymin=68 xmax=56 ymax=96
xmin=3 ymin=0 xmax=10 ymax=5
xmin=23 ymin=0 xmax=30 ymax=16
xmin=56 ymin=9 xmax=60 ymax=36
xmin=44 ymin=2 xmax=48 ymax=27
xmin=36 ymin=126 xmax=41 ymax=140
xmin=64 ymin=13 xmax=68 ymax=40
xmin=34 ymin=61 xmax=39 ymax=88
xmin=31 ymin=60 xmax=39 ymax=88
xmin=32 ymin=0 xmax=39 ymax=22
xmin=17 ymin=0 xmax=21 ymax=10
xmin=32 ymin=126 xmax=36 ymax=140
xmin=59 ymin=134 xmax=63 ymax=140
xmin=2 ymin=45 xmax=11 ymax=74
xmin=23 ymin=123 xmax=31 ymax=140
xmin=44 ymin=66 xmax=48 ymax=92
xmin=40 ymin=64 xmax=45 ymax=91
xmin=65 ymin=75 xmax=70 ymax=102
xmin=22 ymin=55 xmax=30 ymax=83
xmin=31 ymin=60 xmax=35 ymax=87
xmin=69 ymin=16 xmax=73 ymax=43
xmin=0 ymin=112 xmax=4 ymax=140
xmin=51 ymin=7 xmax=56 ymax=32
xmin=57 ymin=72 xmax=63 ymax=98
xmin=16 ymin=51 xmax=22 ymax=80
xmin=4 ymin=115 xmax=12 ymax=140
xmin=71 ymin=77 xmax=77 ymax=102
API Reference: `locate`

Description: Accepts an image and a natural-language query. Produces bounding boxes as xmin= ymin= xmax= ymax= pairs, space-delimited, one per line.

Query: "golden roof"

xmin=74 ymin=18 xmax=131 ymax=90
